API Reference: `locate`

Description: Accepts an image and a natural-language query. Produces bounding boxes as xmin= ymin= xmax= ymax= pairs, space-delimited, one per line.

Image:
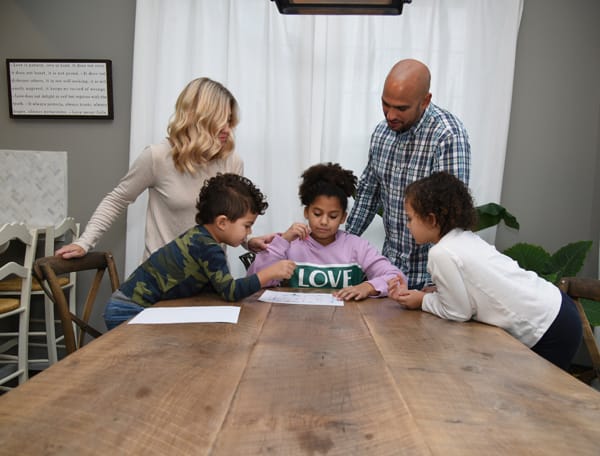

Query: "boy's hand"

xmin=247 ymin=234 xmax=276 ymax=252
xmin=333 ymin=282 xmax=376 ymax=301
xmin=281 ymin=223 xmax=310 ymax=243
xmin=256 ymin=260 xmax=296 ymax=286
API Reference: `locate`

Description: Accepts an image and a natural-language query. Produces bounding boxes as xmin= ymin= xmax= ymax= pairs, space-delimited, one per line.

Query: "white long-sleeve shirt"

xmin=75 ymin=139 xmax=243 ymax=260
xmin=422 ymin=228 xmax=560 ymax=347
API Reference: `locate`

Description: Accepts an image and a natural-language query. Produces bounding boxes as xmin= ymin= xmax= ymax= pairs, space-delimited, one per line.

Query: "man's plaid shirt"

xmin=346 ymin=103 xmax=471 ymax=289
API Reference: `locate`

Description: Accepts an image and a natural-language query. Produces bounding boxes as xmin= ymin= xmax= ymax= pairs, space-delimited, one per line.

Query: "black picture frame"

xmin=6 ymin=59 xmax=114 ymax=119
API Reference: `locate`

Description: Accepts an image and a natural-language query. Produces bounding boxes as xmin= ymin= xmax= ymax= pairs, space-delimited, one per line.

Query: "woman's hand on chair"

xmin=55 ymin=243 xmax=86 ymax=259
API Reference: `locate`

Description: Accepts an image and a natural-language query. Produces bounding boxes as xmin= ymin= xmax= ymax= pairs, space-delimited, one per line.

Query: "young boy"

xmin=104 ymin=173 xmax=296 ymax=329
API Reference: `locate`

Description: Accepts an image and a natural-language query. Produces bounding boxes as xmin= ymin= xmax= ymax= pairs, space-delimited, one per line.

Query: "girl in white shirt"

xmin=388 ymin=171 xmax=582 ymax=371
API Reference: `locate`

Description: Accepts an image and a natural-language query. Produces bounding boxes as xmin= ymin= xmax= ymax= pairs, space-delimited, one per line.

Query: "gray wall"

xmin=1 ymin=0 xmax=599 ymax=335
xmin=497 ymin=0 xmax=600 ymax=279
xmin=0 ymin=0 xmax=136 ymax=330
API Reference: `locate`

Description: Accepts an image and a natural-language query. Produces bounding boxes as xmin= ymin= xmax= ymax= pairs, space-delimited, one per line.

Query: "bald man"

xmin=346 ymin=59 xmax=471 ymax=289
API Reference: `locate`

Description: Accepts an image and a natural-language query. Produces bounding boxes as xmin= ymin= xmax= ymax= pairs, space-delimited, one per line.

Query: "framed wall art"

xmin=6 ymin=59 xmax=114 ymax=119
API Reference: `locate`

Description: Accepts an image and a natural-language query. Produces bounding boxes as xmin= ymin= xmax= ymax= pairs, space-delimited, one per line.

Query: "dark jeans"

xmin=531 ymin=291 xmax=583 ymax=371
xmin=104 ymin=290 xmax=145 ymax=330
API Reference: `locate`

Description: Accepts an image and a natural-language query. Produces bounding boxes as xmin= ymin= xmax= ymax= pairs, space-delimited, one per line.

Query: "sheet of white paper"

xmin=259 ymin=290 xmax=343 ymax=306
xmin=128 ymin=306 xmax=240 ymax=325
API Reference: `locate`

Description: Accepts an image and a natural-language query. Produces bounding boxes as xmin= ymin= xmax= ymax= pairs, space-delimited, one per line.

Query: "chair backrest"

xmin=0 ymin=223 xmax=38 ymax=388
xmin=40 ymin=216 xmax=79 ymax=311
xmin=33 ymin=252 xmax=120 ymax=355
xmin=0 ymin=222 xmax=36 ymax=271
xmin=39 ymin=218 xmax=80 ymax=365
xmin=558 ymin=277 xmax=600 ymax=383
xmin=0 ymin=223 xmax=37 ymax=303
xmin=44 ymin=217 xmax=79 ymax=255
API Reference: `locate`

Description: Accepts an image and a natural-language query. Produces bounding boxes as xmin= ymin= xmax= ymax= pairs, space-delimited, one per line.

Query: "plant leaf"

xmin=503 ymin=243 xmax=552 ymax=275
xmin=549 ymin=240 xmax=593 ymax=279
xmin=581 ymin=298 xmax=600 ymax=327
xmin=541 ymin=272 xmax=558 ymax=285
xmin=475 ymin=203 xmax=520 ymax=231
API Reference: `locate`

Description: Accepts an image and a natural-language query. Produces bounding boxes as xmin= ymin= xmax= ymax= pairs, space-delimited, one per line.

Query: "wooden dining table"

xmin=0 ymin=289 xmax=599 ymax=455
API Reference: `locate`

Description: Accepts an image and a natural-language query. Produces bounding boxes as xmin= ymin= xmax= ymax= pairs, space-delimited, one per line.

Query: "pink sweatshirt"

xmin=248 ymin=230 xmax=406 ymax=296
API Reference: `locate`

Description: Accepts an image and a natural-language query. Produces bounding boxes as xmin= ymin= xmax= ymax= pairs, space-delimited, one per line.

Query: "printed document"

xmin=259 ymin=290 xmax=343 ymax=306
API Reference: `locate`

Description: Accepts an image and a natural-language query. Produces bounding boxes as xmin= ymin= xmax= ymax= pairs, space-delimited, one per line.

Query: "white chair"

xmin=0 ymin=217 xmax=78 ymax=367
xmin=32 ymin=218 xmax=79 ymax=365
xmin=0 ymin=223 xmax=38 ymax=391
xmin=0 ymin=150 xmax=72 ymax=368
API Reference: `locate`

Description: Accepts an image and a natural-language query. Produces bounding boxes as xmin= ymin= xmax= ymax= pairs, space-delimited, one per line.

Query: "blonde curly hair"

xmin=167 ymin=78 xmax=239 ymax=173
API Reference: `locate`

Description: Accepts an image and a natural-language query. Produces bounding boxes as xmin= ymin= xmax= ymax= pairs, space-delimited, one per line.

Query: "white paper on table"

xmin=259 ymin=290 xmax=343 ymax=306
xmin=128 ymin=306 xmax=240 ymax=325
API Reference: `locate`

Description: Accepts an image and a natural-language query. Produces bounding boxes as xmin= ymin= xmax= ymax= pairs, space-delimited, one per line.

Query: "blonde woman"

xmin=57 ymin=78 xmax=268 ymax=260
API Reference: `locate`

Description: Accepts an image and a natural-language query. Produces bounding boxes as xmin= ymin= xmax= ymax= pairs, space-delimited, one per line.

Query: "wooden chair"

xmin=558 ymin=277 xmax=600 ymax=384
xmin=0 ymin=223 xmax=38 ymax=391
xmin=33 ymin=252 xmax=120 ymax=355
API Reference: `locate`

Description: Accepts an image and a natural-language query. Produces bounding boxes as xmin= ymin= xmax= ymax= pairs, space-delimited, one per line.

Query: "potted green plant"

xmin=476 ymin=203 xmax=592 ymax=284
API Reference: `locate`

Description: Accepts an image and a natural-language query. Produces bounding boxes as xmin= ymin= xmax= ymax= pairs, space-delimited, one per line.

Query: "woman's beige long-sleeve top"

xmin=75 ymin=139 xmax=243 ymax=260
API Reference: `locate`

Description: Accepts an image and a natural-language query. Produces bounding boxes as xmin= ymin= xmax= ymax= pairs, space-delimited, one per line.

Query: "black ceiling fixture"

xmin=271 ymin=0 xmax=412 ymax=16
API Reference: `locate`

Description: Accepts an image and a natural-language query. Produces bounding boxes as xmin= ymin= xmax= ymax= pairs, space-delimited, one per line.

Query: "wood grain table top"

xmin=0 ymin=289 xmax=599 ymax=455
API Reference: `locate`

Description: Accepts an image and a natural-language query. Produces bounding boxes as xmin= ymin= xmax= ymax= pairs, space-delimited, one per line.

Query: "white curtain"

xmin=127 ymin=0 xmax=523 ymax=276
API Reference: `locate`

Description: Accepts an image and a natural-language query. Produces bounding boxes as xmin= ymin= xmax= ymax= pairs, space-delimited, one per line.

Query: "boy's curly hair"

xmin=404 ymin=171 xmax=477 ymax=237
xmin=299 ymin=162 xmax=357 ymax=211
xmin=195 ymin=173 xmax=268 ymax=224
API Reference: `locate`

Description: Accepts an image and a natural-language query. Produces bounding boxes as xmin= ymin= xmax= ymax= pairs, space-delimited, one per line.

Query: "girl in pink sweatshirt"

xmin=248 ymin=162 xmax=406 ymax=300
